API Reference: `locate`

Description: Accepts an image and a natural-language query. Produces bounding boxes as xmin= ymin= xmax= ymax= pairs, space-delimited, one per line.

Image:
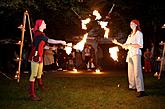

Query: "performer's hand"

xmin=39 ymin=57 xmax=41 ymax=62
xmin=122 ymin=44 xmax=128 ymax=50
xmin=60 ymin=41 xmax=66 ymax=45
xmin=112 ymin=39 xmax=118 ymax=44
xmin=122 ymin=44 xmax=132 ymax=50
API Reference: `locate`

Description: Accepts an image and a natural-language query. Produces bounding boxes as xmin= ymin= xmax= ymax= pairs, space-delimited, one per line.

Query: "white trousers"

xmin=128 ymin=55 xmax=144 ymax=92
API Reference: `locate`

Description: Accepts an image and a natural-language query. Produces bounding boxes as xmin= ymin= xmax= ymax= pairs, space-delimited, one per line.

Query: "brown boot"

xmin=29 ymin=81 xmax=41 ymax=101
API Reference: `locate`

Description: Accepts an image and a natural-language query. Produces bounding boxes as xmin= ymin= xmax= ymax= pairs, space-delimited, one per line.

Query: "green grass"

xmin=0 ymin=71 xmax=165 ymax=109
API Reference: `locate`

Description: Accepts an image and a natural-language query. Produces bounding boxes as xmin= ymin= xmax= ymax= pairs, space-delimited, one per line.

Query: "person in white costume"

xmin=113 ymin=19 xmax=147 ymax=97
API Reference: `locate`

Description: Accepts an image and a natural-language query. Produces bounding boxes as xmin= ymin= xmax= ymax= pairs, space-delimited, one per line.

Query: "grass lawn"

xmin=0 ymin=70 xmax=165 ymax=109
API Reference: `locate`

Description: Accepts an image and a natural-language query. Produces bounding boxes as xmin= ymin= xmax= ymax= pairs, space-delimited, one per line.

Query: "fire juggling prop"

xmin=72 ymin=4 xmax=117 ymax=62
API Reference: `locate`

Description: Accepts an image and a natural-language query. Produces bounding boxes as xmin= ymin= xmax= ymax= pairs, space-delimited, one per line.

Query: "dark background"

xmin=0 ymin=0 xmax=165 ymax=44
xmin=0 ymin=0 xmax=165 ymax=73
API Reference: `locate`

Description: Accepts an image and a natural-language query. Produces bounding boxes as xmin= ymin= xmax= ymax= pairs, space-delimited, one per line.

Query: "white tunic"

xmin=124 ymin=30 xmax=143 ymax=62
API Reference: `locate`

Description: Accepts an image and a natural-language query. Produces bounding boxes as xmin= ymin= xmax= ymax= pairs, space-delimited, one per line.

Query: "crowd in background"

xmin=42 ymin=44 xmax=97 ymax=72
xmin=0 ymin=40 xmax=165 ymax=75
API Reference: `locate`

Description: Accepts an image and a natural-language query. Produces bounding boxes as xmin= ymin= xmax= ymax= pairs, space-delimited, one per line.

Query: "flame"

xmin=16 ymin=40 xmax=21 ymax=45
xmin=17 ymin=57 xmax=20 ymax=60
xmin=73 ymin=68 xmax=78 ymax=73
xmin=81 ymin=18 xmax=91 ymax=30
xmin=98 ymin=21 xmax=109 ymax=38
xmin=95 ymin=69 xmax=100 ymax=73
xmin=74 ymin=10 xmax=110 ymax=52
xmin=109 ymin=46 xmax=119 ymax=61
xmin=73 ymin=33 xmax=88 ymax=51
xmin=65 ymin=43 xmax=72 ymax=55
xmin=93 ymin=10 xmax=102 ymax=20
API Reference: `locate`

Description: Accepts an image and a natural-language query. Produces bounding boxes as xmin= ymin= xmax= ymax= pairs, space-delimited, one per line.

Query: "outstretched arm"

xmin=48 ymin=39 xmax=66 ymax=45
xmin=112 ymin=39 xmax=129 ymax=49
xmin=112 ymin=39 xmax=123 ymax=47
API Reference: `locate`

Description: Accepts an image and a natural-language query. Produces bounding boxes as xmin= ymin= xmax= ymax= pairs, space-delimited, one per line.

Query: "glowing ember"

xmin=65 ymin=43 xmax=72 ymax=55
xmin=109 ymin=46 xmax=119 ymax=61
xmin=73 ymin=33 xmax=88 ymax=51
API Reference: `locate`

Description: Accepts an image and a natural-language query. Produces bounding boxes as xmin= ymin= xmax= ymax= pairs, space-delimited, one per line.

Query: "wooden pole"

xmin=16 ymin=11 xmax=27 ymax=82
xmin=27 ymin=12 xmax=33 ymax=43
xmin=16 ymin=10 xmax=33 ymax=82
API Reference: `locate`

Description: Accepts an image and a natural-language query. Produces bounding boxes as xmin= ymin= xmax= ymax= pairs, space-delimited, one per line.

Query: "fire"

xmin=92 ymin=10 xmax=110 ymax=39
xmin=65 ymin=43 xmax=72 ymax=55
xmin=93 ymin=10 xmax=102 ymax=20
xmin=73 ymin=68 xmax=78 ymax=73
xmin=74 ymin=10 xmax=110 ymax=52
xmin=73 ymin=33 xmax=88 ymax=51
xmin=73 ymin=17 xmax=91 ymax=51
xmin=98 ymin=21 xmax=109 ymax=38
xmin=109 ymin=46 xmax=119 ymax=61
xmin=95 ymin=69 xmax=101 ymax=73
xmin=81 ymin=18 xmax=91 ymax=30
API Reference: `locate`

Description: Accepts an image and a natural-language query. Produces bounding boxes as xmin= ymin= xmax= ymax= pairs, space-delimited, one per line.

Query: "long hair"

xmin=131 ymin=19 xmax=141 ymax=35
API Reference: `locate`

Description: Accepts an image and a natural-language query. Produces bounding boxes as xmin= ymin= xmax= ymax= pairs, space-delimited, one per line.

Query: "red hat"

xmin=131 ymin=19 xmax=140 ymax=26
xmin=33 ymin=19 xmax=43 ymax=33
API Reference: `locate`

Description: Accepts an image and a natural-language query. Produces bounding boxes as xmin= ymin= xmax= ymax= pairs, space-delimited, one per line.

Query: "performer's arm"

xmin=48 ymin=39 xmax=66 ymax=45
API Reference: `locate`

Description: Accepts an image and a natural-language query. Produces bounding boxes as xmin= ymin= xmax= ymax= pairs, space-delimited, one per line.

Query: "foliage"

xmin=0 ymin=0 xmax=165 ymax=43
xmin=0 ymin=0 xmax=130 ymax=40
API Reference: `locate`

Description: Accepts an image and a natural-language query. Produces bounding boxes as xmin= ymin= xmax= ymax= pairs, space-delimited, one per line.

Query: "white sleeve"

xmin=48 ymin=39 xmax=66 ymax=45
xmin=136 ymin=31 xmax=143 ymax=48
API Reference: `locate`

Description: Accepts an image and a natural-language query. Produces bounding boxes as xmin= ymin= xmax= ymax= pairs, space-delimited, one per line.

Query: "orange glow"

xmin=67 ymin=68 xmax=81 ymax=74
xmin=95 ymin=69 xmax=101 ymax=74
xmin=73 ymin=68 xmax=78 ymax=73
xmin=93 ymin=70 xmax=104 ymax=74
